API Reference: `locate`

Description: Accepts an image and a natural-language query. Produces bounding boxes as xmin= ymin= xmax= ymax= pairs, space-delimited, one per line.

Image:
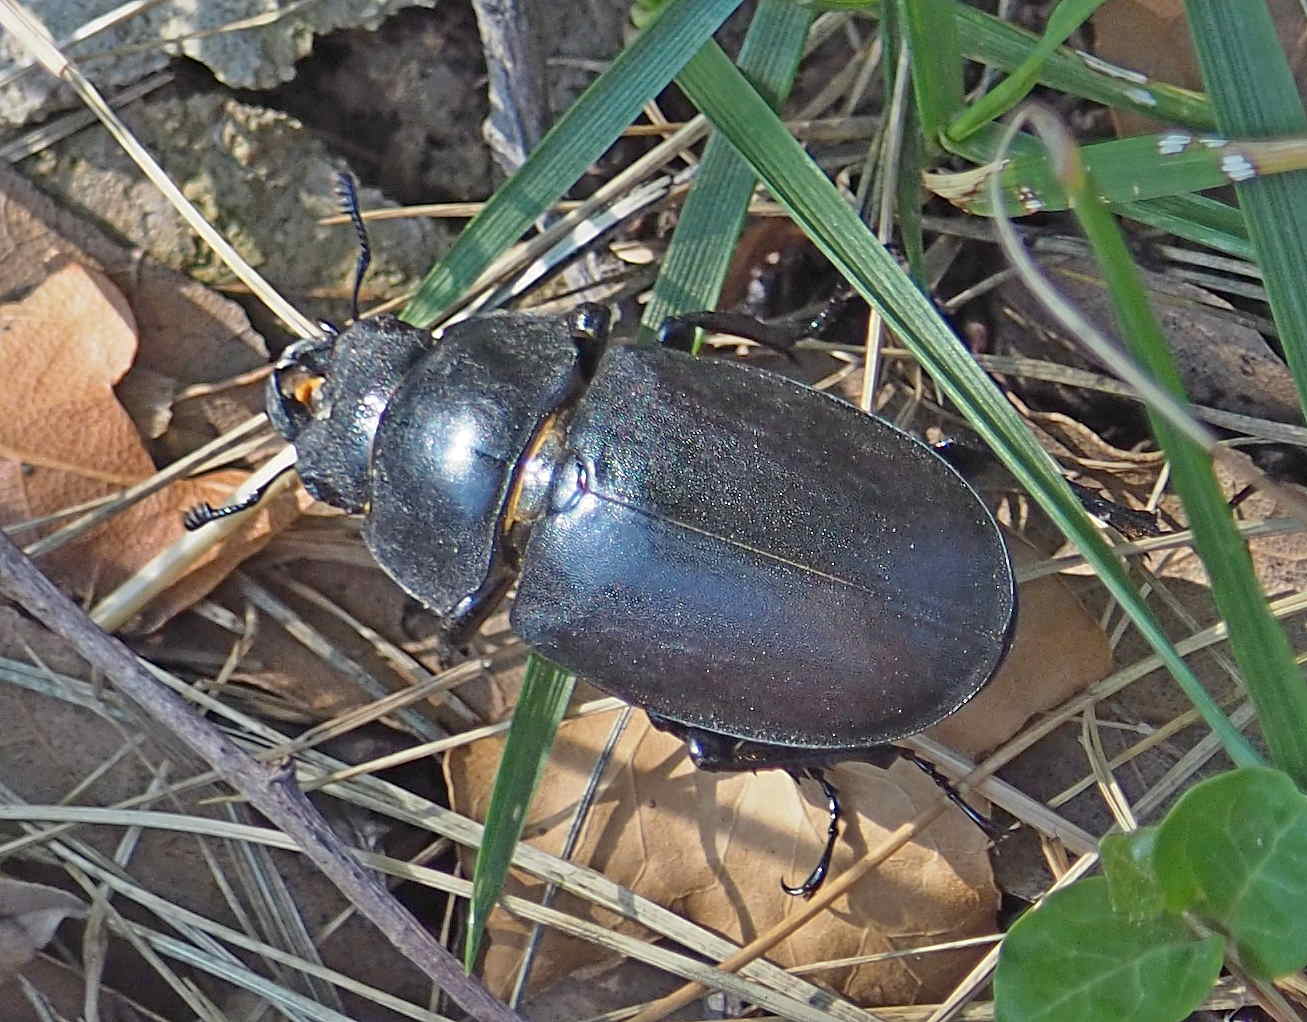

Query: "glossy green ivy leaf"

xmin=995 ymin=877 xmax=1222 ymax=1022
xmin=1154 ymin=766 xmax=1307 ymax=979
xmin=1100 ymin=828 xmax=1163 ymax=920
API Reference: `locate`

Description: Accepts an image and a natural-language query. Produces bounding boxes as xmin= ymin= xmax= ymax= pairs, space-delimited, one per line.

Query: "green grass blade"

xmin=469 ymin=5 xmax=812 ymax=961
xmin=1117 ymin=195 xmax=1251 ymax=261
xmin=937 ymin=127 xmax=1307 ymax=215
xmin=675 ymin=40 xmax=1257 ymax=766
xmin=639 ymin=0 xmax=813 ymax=342
xmin=894 ymin=95 xmax=929 ymax=281
xmin=1185 ymin=0 xmax=1307 ymax=414
xmin=465 ymin=656 xmax=575 ymax=969
xmin=947 ymin=0 xmax=1109 ymax=142
xmin=401 ymin=0 xmax=743 ymax=326
xmin=900 ymin=0 xmax=964 ymax=142
xmin=1058 ymin=118 xmax=1307 ymax=784
xmin=819 ymin=0 xmax=1215 ymax=129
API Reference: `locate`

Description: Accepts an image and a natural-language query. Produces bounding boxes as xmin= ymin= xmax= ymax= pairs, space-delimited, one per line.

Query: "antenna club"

xmin=334 ymin=172 xmax=372 ymax=321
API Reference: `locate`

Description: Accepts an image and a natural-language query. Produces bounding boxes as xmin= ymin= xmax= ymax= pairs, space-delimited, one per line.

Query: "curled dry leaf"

xmin=0 ymin=262 xmax=178 ymax=599
xmin=0 ymin=264 xmax=297 ymax=624
xmin=1008 ymin=390 xmax=1164 ymax=487
xmin=0 ymin=162 xmax=293 ymax=627
xmin=0 ymin=876 xmax=86 ymax=985
xmin=0 ymin=262 xmax=142 ymax=483
xmin=0 ymin=164 xmax=268 ymax=451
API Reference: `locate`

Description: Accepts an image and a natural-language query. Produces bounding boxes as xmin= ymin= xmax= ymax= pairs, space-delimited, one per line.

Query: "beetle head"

xmin=266 ymin=315 xmax=432 ymax=513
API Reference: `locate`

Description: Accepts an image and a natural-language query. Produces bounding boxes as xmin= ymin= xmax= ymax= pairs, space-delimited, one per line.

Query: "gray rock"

xmin=20 ymin=89 xmax=446 ymax=326
xmin=0 ymin=0 xmax=436 ymax=124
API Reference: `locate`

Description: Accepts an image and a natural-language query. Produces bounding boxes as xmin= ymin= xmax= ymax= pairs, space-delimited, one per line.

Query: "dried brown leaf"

xmin=0 ymin=165 xmax=305 ymax=620
xmin=1091 ymin=0 xmax=1195 ymax=136
xmin=124 ymin=469 xmax=309 ymax=634
xmin=445 ymin=548 xmax=1110 ymax=1004
xmin=1094 ymin=0 xmax=1307 ymax=136
xmin=447 ymin=712 xmax=997 ymax=1005
xmin=0 ymin=263 xmax=142 ymax=482
xmin=0 ymin=877 xmax=85 ymax=984
xmin=928 ymin=536 xmax=1113 ymax=757
xmin=0 ymin=264 xmax=176 ymax=597
xmin=0 ymin=264 xmax=293 ymax=614
xmin=0 ymin=163 xmax=267 ymax=455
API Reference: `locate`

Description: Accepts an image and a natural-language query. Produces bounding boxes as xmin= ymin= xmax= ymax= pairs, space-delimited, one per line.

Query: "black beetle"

xmin=195 ymin=179 xmax=1017 ymax=894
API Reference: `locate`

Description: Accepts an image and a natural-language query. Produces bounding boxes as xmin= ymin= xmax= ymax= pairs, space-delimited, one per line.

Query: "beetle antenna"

xmin=334 ymin=172 xmax=371 ymax=321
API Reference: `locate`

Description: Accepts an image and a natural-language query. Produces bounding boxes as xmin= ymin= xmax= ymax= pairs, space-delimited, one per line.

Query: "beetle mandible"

xmin=197 ymin=176 xmax=1018 ymax=895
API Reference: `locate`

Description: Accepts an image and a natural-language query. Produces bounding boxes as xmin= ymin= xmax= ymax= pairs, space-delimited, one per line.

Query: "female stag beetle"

xmin=193 ymin=176 xmax=1017 ymax=895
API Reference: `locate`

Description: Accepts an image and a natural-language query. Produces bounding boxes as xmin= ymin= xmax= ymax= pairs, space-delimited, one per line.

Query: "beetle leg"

xmin=781 ymin=768 xmax=841 ymax=898
xmin=931 ymin=439 xmax=1160 ymax=539
xmin=657 ymin=311 xmax=800 ymax=358
xmin=896 ymin=748 xmax=1003 ymax=840
xmin=566 ymin=303 xmax=612 ymax=379
xmin=792 ymin=285 xmax=856 ymax=343
xmin=642 ymin=716 xmax=871 ymax=896
xmin=656 ymin=288 xmax=858 ymax=359
xmin=1064 ymin=481 xmax=1161 ymax=539
xmin=650 ymin=717 xmax=898 ymax=773
xmin=445 ymin=564 xmax=517 ymax=648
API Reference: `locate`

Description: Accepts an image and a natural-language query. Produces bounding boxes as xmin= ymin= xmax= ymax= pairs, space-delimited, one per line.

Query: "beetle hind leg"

xmin=896 ymin=748 xmax=1002 ymax=839
xmin=781 ymin=768 xmax=841 ymax=898
xmin=643 ymin=715 xmax=888 ymax=896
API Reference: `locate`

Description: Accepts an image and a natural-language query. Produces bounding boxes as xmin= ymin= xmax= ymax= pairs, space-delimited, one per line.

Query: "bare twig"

xmin=0 ymin=530 xmax=524 ymax=1022
xmin=471 ymin=0 xmax=550 ymax=176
